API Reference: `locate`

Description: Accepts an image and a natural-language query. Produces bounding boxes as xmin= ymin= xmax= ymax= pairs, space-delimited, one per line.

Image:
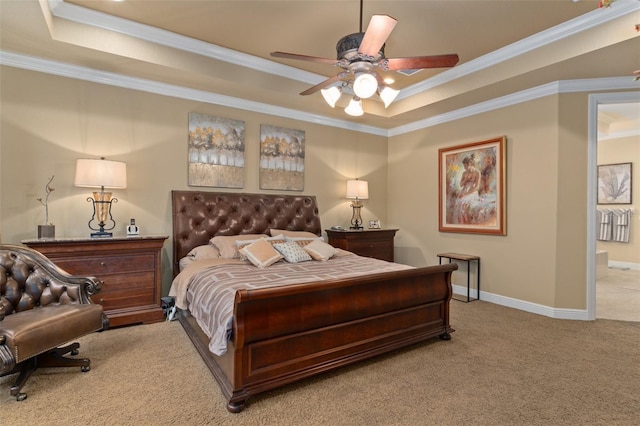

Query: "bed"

xmin=170 ymin=190 xmax=457 ymax=412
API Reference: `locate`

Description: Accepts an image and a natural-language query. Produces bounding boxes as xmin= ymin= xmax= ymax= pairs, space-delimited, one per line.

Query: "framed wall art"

xmin=187 ymin=112 xmax=245 ymax=188
xmin=259 ymin=124 xmax=305 ymax=191
xmin=438 ymin=136 xmax=506 ymax=235
xmin=597 ymin=162 xmax=632 ymax=204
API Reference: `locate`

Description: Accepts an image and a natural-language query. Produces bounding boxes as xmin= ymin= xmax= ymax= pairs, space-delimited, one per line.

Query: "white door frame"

xmin=586 ymin=91 xmax=640 ymax=320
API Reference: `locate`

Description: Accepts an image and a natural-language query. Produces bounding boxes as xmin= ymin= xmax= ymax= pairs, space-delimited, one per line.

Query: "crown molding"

xmin=0 ymin=50 xmax=387 ymax=136
xmin=2 ymin=50 xmax=637 ymax=138
xmin=388 ymin=77 xmax=640 ymax=137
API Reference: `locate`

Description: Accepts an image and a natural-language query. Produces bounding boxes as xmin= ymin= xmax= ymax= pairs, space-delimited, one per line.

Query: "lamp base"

xmin=91 ymin=231 xmax=113 ymax=238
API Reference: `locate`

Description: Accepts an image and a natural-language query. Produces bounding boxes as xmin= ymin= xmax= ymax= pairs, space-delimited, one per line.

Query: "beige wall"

xmin=388 ymin=94 xmax=591 ymax=309
xmin=0 ymin=67 xmax=388 ymax=294
xmin=597 ymin=134 xmax=640 ymax=264
xmin=2 ymin=66 xmax=638 ymax=309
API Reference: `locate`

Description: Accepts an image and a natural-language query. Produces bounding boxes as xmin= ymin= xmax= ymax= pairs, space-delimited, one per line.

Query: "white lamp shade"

xmin=346 ymin=179 xmax=369 ymax=200
xmin=352 ymin=73 xmax=378 ymax=99
xmin=344 ymin=97 xmax=364 ymax=116
xmin=74 ymin=158 xmax=127 ymax=189
xmin=379 ymin=86 xmax=400 ymax=108
xmin=321 ymin=86 xmax=341 ymax=108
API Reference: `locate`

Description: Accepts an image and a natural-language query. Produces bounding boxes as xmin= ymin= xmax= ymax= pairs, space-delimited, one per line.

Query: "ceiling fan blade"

xmin=358 ymin=15 xmax=398 ymax=57
xmin=385 ymin=54 xmax=460 ymax=71
xmin=271 ymin=51 xmax=337 ymax=65
xmin=300 ymin=74 xmax=343 ymax=96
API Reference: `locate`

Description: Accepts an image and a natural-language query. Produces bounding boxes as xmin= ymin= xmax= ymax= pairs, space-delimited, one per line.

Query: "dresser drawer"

xmin=54 ymin=253 xmax=156 ymax=275
xmin=92 ymin=271 xmax=156 ymax=310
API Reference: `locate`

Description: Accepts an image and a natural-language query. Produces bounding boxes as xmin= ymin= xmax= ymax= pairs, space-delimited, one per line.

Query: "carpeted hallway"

xmin=2 ymin=301 xmax=639 ymax=425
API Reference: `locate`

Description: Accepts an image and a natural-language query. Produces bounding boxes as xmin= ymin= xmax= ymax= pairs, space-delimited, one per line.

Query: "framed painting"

xmin=259 ymin=124 xmax=305 ymax=191
xmin=438 ymin=136 xmax=506 ymax=235
xmin=187 ymin=112 xmax=245 ymax=188
xmin=597 ymin=162 xmax=632 ymax=204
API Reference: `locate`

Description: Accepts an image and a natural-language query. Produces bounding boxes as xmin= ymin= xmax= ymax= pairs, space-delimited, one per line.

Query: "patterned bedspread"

xmin=169 ymin=253 xmax=413 ymax=355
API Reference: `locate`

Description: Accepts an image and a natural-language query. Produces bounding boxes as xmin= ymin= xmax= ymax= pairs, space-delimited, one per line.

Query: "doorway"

xmin=587 ymin=92 xmax=640 ymax=321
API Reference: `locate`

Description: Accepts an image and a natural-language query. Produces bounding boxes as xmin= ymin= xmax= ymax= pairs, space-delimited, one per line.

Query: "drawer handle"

xmin=100 ymin=261 xmax=106 ymax=266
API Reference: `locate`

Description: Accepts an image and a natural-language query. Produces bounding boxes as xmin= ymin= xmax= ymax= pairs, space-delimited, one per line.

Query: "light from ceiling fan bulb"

xmin=321 ymin=86 xmax=341 ymax=108
xmin=379 ymin=86 xmax=399 ymax=108
xmin=353 ymin=73 xmax=378 ymax=99
xmin=345 ymin=97 xmax=364 ymax=116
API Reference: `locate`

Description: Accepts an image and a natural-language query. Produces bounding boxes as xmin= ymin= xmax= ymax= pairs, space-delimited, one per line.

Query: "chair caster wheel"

xmin=81 ymin=366 xmax=90 ymax=372
xmin=71 ymin=349 xmax=79 ymax=356
xmin=16 ymin=393 xmax=27 ymax=401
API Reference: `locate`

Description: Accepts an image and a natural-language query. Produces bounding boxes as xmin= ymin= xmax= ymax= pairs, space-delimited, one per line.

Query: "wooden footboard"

xmin=179 ymin=263 xmax=457 ymax=412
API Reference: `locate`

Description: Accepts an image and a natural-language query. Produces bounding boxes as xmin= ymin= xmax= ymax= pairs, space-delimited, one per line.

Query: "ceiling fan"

xmin=270 ymin=0 xmax=459 ymax=116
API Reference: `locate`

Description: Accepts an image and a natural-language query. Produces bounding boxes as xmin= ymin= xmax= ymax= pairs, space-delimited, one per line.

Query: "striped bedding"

xmin=169 ymin=252 xmax=413 ymax=355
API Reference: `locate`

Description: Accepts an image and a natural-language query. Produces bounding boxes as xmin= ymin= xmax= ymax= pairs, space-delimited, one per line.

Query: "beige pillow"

xmin=210 ymin=234 xmax=268 ymax=259
xmin=303 ymin=239 xmax=338 ymax=261
xmin=239 ymin=238 xmax=284 ymax=268
xmin=179 ymin=244 xmax=221 ymax=270
xmin=269 ymin=229 xmax=319 ymax=238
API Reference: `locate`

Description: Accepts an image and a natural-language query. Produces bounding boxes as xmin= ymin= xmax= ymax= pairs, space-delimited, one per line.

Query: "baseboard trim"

xmin=608 ymin=261 xmax=640 ymax=271
xmin=452 ymin=285 xmax=590 ymax=321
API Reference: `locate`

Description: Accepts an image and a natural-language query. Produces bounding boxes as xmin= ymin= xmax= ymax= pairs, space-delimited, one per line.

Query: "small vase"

xmin=38 ymin=224 xmax=55 ymax=239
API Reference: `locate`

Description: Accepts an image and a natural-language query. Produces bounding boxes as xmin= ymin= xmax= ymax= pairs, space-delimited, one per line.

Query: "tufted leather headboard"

xmin=171 ymin=191 xmax=322 ymax=275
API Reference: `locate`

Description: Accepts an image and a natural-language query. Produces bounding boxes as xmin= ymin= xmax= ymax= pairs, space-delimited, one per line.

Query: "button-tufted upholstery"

xmin=171 ymin=191 xmax=322 ymax=276
xmin=0 ymin=244 xmax=108 ymax=401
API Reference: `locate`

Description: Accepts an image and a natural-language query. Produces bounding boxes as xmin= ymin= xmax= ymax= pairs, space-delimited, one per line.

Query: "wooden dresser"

xmin=325 ymin=229 xmax=398 ymax=262
xmin=23 ymin=236 xmax=168 ymax=327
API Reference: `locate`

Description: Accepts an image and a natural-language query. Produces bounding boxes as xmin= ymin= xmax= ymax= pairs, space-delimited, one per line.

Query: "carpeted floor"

xmin=2 ymin=301 xmax=639 ymax=425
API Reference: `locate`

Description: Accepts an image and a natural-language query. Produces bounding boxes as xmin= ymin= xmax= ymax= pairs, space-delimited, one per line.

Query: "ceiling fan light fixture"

xmin=352 ymin=72 xmax=378 ymax=99
xmin=344 ymin=97 xmax=364 ymax=116
xmin=321 ymin=86 xmax=342 ymax=108
xmin=379 ymin=86 xmax=399 ymax=108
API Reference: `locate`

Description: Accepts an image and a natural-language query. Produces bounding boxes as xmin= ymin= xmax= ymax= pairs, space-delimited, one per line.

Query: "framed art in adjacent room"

xmin=438 ymin=136 xmax=507 ymax=235
xmin=597 ymin=162 xmax=632 ymax=204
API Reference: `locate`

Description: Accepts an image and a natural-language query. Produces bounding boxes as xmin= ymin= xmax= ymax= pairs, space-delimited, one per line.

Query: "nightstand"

xmin=23 ymin=236 xmax=168 ymax=327
xmin=325 ymin=229 xmax=398 ymax=262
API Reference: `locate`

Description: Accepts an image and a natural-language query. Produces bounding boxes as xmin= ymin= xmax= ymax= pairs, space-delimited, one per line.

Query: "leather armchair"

xmin=0 ymin=244 xmax=108 ymax=401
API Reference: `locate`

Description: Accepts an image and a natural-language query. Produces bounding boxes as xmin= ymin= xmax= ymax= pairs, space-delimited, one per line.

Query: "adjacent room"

xmin=1 ymin=1 xmax=638 ymax=424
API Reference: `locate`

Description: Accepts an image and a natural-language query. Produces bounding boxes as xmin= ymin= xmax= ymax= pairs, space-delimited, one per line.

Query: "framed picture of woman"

xmin=438 ymin=136 xmax=507 ymax=235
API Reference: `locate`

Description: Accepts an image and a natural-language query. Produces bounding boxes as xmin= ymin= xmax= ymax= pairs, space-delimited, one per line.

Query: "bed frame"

xmin=171 ymin=190 xmax=457 ymax=412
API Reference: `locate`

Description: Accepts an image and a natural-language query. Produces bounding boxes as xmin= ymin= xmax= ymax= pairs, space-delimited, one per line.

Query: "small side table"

xmin=437 ymin=252 xmax=480 ymax=302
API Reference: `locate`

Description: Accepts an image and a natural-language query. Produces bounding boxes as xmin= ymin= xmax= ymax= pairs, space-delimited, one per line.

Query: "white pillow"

xmin=270 ymin=229 xmax=319 ymax=238
xmin=236 ymin=234 xmax=285 ymax=249
xmin=285 ymin=236 xmax=325 ymax=247
xmin=273 ymin=241 xmax=312 ymax=263
xmin=303 ymin=239 xmax=338 ymax=261
xmin=239 ymin=239 xmax=283 ymax=268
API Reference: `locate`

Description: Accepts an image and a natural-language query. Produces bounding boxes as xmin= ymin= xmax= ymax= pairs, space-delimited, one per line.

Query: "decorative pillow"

xmin=270 ymin=229 xmax=319 ymax=238
xmin=273 ymin=241 xmax=313 ymax=263
xmin=236 ymin=235 xmax=285 ymax=260
xmin=285 ymin=236 xmax=325 ymax=247
xmin=178 ymin=244 xmax=220 ymax=270
xmin=239 ymin=238 xmax=284 ymax=268
xmin=210 ymin=234 xmax=268 ymax=259
xmin=303 ymin=239 xmax=338 ymax=261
